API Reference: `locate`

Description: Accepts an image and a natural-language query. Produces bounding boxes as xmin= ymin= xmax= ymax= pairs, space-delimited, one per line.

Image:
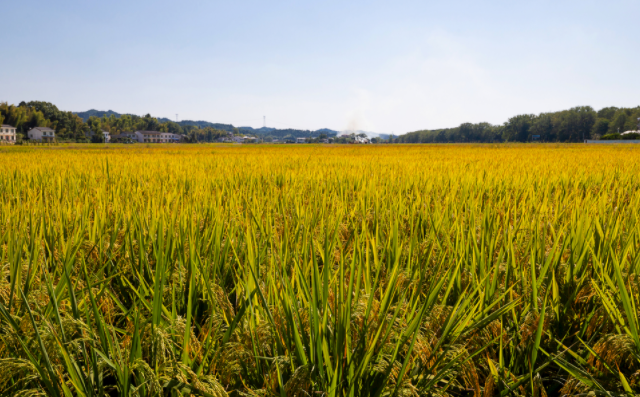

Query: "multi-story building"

xmin=27 ymin=127 xmax=56 ymax=142
xmin=0 ymin=124 xmax=17 ymax=144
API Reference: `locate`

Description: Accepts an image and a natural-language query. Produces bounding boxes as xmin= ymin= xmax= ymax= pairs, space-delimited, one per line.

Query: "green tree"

xmin=609 ymin=112 xmax=628 ymax=134
xmin=591 ymin=119 xmax=610 ymax=137
xmin=91 ymin=131 xmax=104 ymax=143
xmin=597 ymin=107 xmax=618 ymax=120
xmin=503 ymin=114 xmax=536 ymax=142
xmin=530 ymin=114 xmax=553 ymax=141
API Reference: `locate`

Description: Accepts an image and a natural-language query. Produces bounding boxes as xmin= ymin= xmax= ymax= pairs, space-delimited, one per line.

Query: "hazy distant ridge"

xmin=74 ymin=109 xmax=343 ymax=138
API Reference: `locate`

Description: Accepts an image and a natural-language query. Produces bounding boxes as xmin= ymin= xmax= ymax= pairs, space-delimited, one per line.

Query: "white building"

xmin=296 ymin=137 xmax=307 ymax=143
xmin=28 ymin=127 xmax=55 ymax=142
xmin=1 ymin=124 xmax=17 ymax=144
xmin=102 ymin=130 xmax=111 ymax=142
xmin=230 ymin=135 xmax=256 ymax=143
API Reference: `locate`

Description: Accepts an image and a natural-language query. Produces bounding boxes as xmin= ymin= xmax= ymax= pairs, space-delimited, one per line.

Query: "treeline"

xmin=84 ymin=112 xmax=228 ymax=142
xmin=0 ymin=101 xmax=230 ymax=142
xmin=88 ymin=113 xmax=237 ymax=143
xmin=249 ymin=128 xmax=337 ymax=140
xmin=399 ymin=106 xmax=640 ymax=143
xmin=78 ymin=109 xmax=339 ymax=140
xmin=236 ymin=127 xmax=339 ymax=140
xmin=1 ymin=102 xmax=337 ymax=143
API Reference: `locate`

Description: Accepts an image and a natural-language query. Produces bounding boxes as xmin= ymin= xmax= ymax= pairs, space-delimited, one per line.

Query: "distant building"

xmin=135 ymin=131 xmax=160 ymax=142
xmin=296 ymin=137 xmax=307 ymax=143
xmin=1 ymin=124 xmax=17 ymax=144
xmin=135 ymin=131 xmax=182 ymax=143
xmin=121 ymin=132 xmax=138 ymax=141
xmin=110 ymin=132 xmax=138 ymax=143
xmin=28 ymin=127 xmax=55 ymax=142
xmin=230 ymin=135 xmax=256 ymax=143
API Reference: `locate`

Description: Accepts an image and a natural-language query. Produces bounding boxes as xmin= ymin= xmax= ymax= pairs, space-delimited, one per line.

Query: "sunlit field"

xmin=2 ymin=143 xmax=640 ymax=397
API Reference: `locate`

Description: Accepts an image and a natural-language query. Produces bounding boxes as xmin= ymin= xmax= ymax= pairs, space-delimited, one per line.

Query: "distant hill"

xmin=157 ymin=118 xmax=235 ymax=131
xmin=75 ymin=109 xmax=135 ymax=120
xmin=317 ymin=128 xmax=340 ymax=134
xmin=74 ymin=109 xmax=342 ymax=138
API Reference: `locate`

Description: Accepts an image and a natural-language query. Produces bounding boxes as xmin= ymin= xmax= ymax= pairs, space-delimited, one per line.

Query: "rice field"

xmin=1 ymin=143 xmax=640 ymax=397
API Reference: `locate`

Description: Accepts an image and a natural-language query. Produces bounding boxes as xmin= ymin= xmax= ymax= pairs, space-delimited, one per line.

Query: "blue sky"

xmin=1 ymin=0 xmax=639 ymax=134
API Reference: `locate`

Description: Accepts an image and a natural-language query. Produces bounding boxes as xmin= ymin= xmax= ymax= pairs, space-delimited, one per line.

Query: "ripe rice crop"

xmin=1 ymin=143 xmax=640 ymax=397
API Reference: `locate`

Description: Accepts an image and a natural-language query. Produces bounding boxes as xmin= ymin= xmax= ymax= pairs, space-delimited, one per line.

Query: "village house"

xmin=121 ymin=132 xmax=138 ymax=141
xmin=110 ymin=131 xmax=138 ymax=143
xmin=135 ymin=131 xmax=182 ymax=143
xmin=296 ymin=137 xmax=307 ymax=143
xmin=1 ymin=124 xmax=17 ymax=144
xmin=109 ymin=131 xmax=132 ymax=143
xmin=230 ymin=135 xmax=256 ymax=143
xmin=27 ymin=127 xmax=55 ymax=142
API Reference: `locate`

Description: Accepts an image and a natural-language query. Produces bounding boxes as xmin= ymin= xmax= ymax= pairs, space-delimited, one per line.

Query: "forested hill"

xmin=398 ymin=106 xmax=640 ymax=143
xmin=75 ymin=109 xmax=131 ymax=120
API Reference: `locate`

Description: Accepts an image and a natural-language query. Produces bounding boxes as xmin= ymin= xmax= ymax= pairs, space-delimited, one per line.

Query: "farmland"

xmin=1 ymin=144 xmax=640 ymax=396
